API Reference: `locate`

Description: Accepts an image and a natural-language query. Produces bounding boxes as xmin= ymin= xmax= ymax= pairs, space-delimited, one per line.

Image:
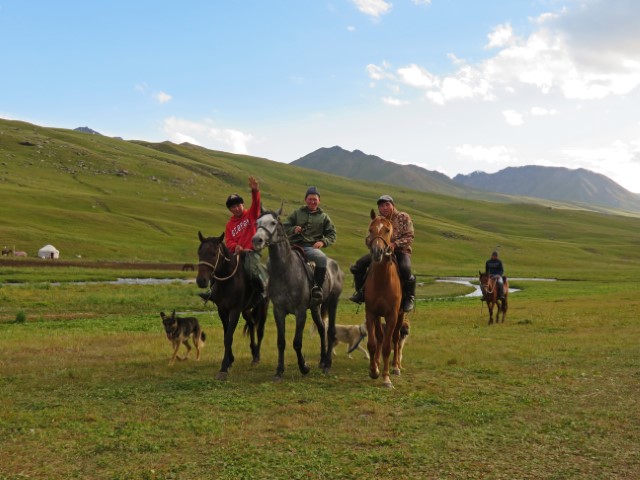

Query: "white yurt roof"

xmin=39 ymin=244 xmax=59 ymax=253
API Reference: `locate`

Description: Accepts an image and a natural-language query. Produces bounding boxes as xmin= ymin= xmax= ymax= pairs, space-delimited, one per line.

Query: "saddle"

xmin=291 ymin=245 xmax=316 ymax=284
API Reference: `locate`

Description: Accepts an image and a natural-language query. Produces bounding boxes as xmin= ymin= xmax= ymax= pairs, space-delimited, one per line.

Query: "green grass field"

xmin=1 ymin=278 xmax=639 ymax=479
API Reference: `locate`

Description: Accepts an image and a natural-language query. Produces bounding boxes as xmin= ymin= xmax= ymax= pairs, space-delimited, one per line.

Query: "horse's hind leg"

xmin=320 ymin=299 xmax=338 ymax=374
xmin=293 ymin=309 xmax=310 ymax=375
xmin=253 ymin=303 xmax=267 ymax=365
xmin=310 ymin=306 xmax=327 ymax=369
xmin=501 ymin=298 xmax=508 ymax=323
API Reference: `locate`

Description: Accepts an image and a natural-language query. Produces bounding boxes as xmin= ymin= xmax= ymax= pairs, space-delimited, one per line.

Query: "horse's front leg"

xmin=293 ymin=308 xmax=310 ymax=375
xmin=273 ymin=306 xmax=287 ymax=380
xmin=366 ymin=312 xmax=380 ymax=379
xmin=310 ymin=306 xmax=326 ymax=370
xmin=217 ymin=309 xmax=240 ymax=380
xmin=380 ymin=314 xmax=398 ymax=388
xmin=501 ymin=297 xmax=508 ymax=323
xmin=487 ymin=302 xmax=494 ymax=325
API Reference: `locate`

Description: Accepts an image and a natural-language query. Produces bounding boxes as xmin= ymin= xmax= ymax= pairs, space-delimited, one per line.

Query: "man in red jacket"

xmin=200 ymin=176 xmax=267 ymax=304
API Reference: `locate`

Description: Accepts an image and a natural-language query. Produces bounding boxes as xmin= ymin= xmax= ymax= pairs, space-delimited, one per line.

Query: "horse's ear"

xmin=276 ymin=201 xmax=284 ymax=218
xmin=171 ymin=309 xmax=175 ymax=317
xmin=260 ymin=202 xmax=266 ymax=216
xmin=198 ymin=231 xmax=205 ymax=242
xmin=218 ymin=232 xmax=225 ymax=243
xmin=370 ymin=209 xmax=376 ymax=220
xmin=479 ymin=270 xmax=483 ymax=276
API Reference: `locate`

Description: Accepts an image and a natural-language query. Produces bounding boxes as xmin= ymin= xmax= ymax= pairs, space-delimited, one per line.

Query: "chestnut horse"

xmin=364 ymin=210 xmax=405 ymax=388
xmin=479 ymin=271 xmax=508 ymax=325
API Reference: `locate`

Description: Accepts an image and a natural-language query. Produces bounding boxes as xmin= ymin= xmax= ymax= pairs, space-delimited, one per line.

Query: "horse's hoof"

xmin=369 ymin=370 xmax=380 ymax=380
xmin=252 ymin=358 xmax=260 ymax=366
xmin=300 ymin=364 xmax=311 ymax=375
xmin=382 ymin=380 xmax=395 ymax=389
xmin=318 ymin=360 xmax=325 ymax=369
xmin=323 ymin=366 xmax=331 ymax=375
xmin=392 ymin=368 xmax=401 ymax=376
xmin=273 ymin=374 xmax=283 ymax=383
xmin=215 ymin=371 xmax=229 ymax=381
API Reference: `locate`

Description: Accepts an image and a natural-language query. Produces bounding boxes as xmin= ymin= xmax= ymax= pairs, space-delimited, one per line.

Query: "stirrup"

xmin=349 ymin=290 xmax=364 ymax=304
xmin=402 ymin=296 xmax=415 ymax=312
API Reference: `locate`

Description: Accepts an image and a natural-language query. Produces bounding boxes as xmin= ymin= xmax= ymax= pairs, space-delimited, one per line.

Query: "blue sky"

xmin=2 ymin=0 xmax=640 ymax=192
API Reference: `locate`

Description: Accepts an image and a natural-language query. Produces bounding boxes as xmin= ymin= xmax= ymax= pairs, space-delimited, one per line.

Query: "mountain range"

xmin=292 ymin=146 xmax=640 ymax=213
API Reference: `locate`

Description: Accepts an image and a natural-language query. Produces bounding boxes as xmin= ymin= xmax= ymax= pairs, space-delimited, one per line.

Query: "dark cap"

xmin=305 ymin=186 xmax=320 ymax=198
xmin=225 ymin=194 xmax=244 ymax=209
xmin=377 ymin=194 xmax=394 ymax=205
xmin=491 ymin=250 xmax=499 ymax=256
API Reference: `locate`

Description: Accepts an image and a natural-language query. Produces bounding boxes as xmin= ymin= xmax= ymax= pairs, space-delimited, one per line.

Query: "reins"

xmin=369 ymin=235 xmax=394 ymax=257
xmin=198 ymin=243 xmax=241 ymax=282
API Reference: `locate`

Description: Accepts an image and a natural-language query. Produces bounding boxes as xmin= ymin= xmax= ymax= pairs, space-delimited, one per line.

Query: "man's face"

xmin=305 ymin=194 xmax=320 ymax=211
xmin=491 ymin=254 xmax=498 ymax=261
xmin=229 ymin=203 xmax=244 ymax=218
xmin=378 ymin=201 xmax=394 ymax=217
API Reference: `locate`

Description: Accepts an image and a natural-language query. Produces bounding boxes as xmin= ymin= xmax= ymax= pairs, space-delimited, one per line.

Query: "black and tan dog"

xmin=161 ymin=310 xmax=206 ymax=366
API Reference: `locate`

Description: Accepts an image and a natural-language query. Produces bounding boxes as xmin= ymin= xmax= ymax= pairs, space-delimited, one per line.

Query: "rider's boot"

xmin=348 ymin=265 xmax=366 ymax=304
xmin=311 ymin=267 xmax=326 ymax=306
xmin=498 ymin=282 xmax=505 ymax=300
xmin=401 ymin=275 xmax=416 ymax=312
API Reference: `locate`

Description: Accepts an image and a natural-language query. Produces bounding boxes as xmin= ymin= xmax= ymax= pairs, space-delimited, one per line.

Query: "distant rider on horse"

xmin=283 ymin=186 xmax=337 ymax=305
xmin=200 ymin=175 xmax=267 ymax=303
xmin=349 ymin=194 xmax=416 ymax=312
xmin=485 ymin=250 xmax=505 ymax=300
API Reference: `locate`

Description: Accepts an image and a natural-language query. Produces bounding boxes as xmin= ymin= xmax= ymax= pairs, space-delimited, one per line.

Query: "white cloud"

xmin=412 ymin=0 xmax=431 ymax=5
xmin=154 ymin=91 xmax=172 ymax=104
xmin=486 ymin=23 xmax=514 ymax=49
xmin=351 ymin=0 xmax=392 ymax=18
xmin=347 ymin=25 xmax=356 ymax=32
xmin=163 ymin=117 xmax=254 ymax=154
xmin=455 ymin=144 xmax=518 ymax=165
xmin=366 ymin=62 xmax=395 ymax=81
xmin=503 ymin=109 xmax=524 ymax=126
xmin=367 ymin=5 xmax=640 ymax=105
xmin=530 ymin=107 xmax=557 ymax=116
xmin=397 ymin=64 xmax=438 ymax=89
xmin=382 ymin=96 xmax=408 ymax=106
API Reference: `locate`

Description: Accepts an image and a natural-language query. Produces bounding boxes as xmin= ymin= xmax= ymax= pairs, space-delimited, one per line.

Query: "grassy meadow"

xmin=1 ymin=278 xmax=639 ymax=479
xmin=1 ymin=118 xmax=640 ymax=478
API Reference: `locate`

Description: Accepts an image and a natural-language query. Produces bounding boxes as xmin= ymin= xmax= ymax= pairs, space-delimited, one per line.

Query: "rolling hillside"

xmin=2 ymin=117 xmax=640 ymax=280
xmin=454 ymin=166 xmax=640 ymax=212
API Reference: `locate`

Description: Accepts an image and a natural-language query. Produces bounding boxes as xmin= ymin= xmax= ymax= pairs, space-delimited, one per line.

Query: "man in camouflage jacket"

xmin=349 ymin=194 xmax=416 ymax=312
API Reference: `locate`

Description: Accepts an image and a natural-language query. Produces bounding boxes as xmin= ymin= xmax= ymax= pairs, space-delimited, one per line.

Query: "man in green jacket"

xmin=283 ymin=186 xmax=337 ymax=304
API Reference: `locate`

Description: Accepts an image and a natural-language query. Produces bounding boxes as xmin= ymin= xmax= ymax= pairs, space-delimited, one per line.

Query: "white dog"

xmin=333 ymin=322 xmax=369 ymax=359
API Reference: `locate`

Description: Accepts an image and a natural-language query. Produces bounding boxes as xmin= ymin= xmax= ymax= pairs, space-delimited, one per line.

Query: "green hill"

xmin=1 ymin=117 xmax=640 ymax=281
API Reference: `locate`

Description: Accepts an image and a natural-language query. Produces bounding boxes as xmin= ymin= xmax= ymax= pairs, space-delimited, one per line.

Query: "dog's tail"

xmin=200 ymin=331 xmax=206 ymax=343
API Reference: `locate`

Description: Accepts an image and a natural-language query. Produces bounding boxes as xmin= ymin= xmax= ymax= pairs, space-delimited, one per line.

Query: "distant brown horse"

xmin=364 ymin=210 xmax=405 ymax=388
xmin=479 ymin=271 xmax=508 ymax=325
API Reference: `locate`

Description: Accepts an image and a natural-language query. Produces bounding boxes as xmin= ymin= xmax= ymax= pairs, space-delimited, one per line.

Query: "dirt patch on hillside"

xmin=0 ymin=258 xmax=188 ymax=270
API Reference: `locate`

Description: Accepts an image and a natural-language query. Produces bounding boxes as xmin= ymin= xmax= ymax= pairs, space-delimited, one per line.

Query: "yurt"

xmin=38 ymin=244 xmax=60 ymax=259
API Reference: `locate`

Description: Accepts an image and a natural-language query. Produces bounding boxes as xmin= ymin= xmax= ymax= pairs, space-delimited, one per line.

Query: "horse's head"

xmin=196 ymin=231 xmax=225 ymax=288
xmin=478 ymin=271 xmax=492 ymax=296
xmin=252 ymin=205 xmax=284 ymax=252
xmin=367 ymin=209 xmax=394 ymax=262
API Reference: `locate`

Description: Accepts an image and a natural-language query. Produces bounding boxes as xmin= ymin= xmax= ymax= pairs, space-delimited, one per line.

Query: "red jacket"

xmin=225 ymin=189 xmax=260 ymax=251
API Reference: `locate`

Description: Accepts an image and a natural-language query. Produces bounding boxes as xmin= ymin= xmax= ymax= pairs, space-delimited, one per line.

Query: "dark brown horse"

xmin=196 ymin=231 xmax=268 ymax=380
xmin=364 ymin=210 xmax=405 ymax=388
xmin=479 ymin=271 xmax=508 ymax=325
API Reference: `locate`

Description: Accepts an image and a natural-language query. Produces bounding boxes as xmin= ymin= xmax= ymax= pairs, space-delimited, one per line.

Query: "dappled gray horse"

xmin=252 ymin=208 xmax=344 ymax=379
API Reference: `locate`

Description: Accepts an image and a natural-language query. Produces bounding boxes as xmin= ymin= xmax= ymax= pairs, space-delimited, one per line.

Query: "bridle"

xmin=479 ymin=274 xmax=495 ymax=295
xmin=198 ymin=242 xmax=240 ymax=282
xmin=255 ymin=215 xmax=289 ymax=247
xmin=368 ymin=234 xmax=394 ymax=258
